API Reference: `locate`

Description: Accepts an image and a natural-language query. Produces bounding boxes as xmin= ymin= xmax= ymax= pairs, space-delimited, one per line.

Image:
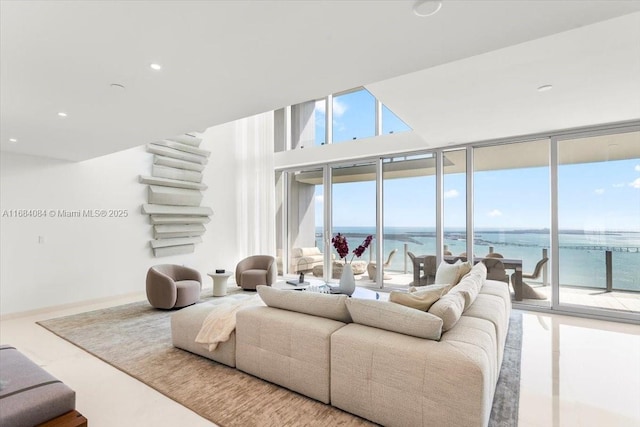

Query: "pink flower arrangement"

xmin=331 ymin=233 xmax=373 ymax=263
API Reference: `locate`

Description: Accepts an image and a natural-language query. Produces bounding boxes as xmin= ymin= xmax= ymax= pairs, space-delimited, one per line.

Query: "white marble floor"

xmin=1 ymin=287 xmax=639 ymax=427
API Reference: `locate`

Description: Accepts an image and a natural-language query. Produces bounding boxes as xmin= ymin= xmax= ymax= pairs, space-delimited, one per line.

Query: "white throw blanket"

xmin=195 ymin=295 xmax=264 ymax=351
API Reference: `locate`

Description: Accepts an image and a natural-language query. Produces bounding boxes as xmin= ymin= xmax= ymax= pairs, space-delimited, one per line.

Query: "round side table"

xmin=208 ymin=271 xmax=233 ymax=297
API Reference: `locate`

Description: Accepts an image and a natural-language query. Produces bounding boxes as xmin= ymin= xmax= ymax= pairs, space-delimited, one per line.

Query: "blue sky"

xmin=314 ymin=89 xmax=410 ymax=144
xmin=312 ymin=89 xmax=640 ymax=231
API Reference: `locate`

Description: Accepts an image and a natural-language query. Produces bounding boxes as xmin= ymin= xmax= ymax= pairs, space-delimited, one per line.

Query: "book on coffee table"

xmin=285 ymin=279 xmax=310 ymax=286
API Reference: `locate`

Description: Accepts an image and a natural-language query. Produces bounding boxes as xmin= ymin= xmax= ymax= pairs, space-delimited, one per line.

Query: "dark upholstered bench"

xmin=0 ymin=345 xmax=87 ymax=427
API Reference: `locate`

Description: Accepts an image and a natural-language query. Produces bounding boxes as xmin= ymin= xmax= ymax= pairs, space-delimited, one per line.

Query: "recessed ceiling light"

xmin=58 ymin=112 xmax=68 ymax=117
xmin=537 ymin=85 xmax=553 ymax=92
xmin=413 ymin=0 xmax=442 ymax=17
xmin=9 ymin=138 xmax=17 ymax=143
xmin=149 ymin=63 xmax=162 ymax=71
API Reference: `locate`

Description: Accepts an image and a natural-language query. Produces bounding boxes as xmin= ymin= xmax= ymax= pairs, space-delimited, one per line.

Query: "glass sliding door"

xmin=474 ymin=140 xmax=551 ymax=306
xmin=443 ymin=149 xmax=467 ymax=259
xmin=382 ymin=154 xmax=436 ymax=288
xmin=285 ymin=168 xmax=326 ymax=278
xmin=330 ymin=162 xmax=377 ymax=283
xmin=557 ymin=130 xmax=640 ymax=315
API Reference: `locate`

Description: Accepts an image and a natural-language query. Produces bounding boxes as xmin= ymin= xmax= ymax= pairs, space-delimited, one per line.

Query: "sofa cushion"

xmin=389 ymin=283 xmax=453 ymax=311
xmin=331 ymin=322 xmax=496 ymax=427
xmin=462 ymin=293 xmax=510 ymax=370
xmin=345 ymin=299 xmax=443 ymax=340
xmin=439 ymin=316 xmax=499 ymax=391
xmin=236 ymin=306 xmax=346 ymax=404
xmin=257 ymin=285 xmax=351 ymax=323
xmin=480 ymin=279 xmax=512 ymax=313
xmin=428 ymin=291 xmax=466 ymax=331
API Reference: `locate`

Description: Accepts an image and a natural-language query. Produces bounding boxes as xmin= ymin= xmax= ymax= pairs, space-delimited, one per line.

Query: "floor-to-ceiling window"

xmin=473 ymin=140 xmax=551 ymax=307
xmin=276 ymin=117 xmax=639 ymax=322
xmin=557 ymin=130 xmax=640 ymax=315
xmin=443 ymin=149 xmax=467 ymax=258
xmin=382 ymin=154 xmax=436 ymax=287
xmin=330 ymin=162 xmax=377 ymax=281
xmin=284 ymin=167 xmax=325 ymax=277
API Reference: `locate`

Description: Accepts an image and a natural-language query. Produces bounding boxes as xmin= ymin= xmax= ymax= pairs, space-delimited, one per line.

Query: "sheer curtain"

xmin=235 ymin=112 xmax=276 ymax=257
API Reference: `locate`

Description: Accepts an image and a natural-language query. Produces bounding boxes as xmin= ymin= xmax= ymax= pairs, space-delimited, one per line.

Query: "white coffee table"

xmin=277 ymin=280 xmax=379 ymax=300
xmin=208 ymin=271 xmax=233 ymax=297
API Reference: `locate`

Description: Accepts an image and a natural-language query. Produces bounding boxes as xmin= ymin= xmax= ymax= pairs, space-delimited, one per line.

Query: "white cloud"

xmin=315 ymin=99 xmax=326 ymax=114
xmin=488 ymin=209 xmax=502 ymax=217
xmin=635 ymin=164 xmax=640 ymax=172
xmin=612 ymin=183 xmax=625 ymax=188
xmin=444 ymin=189 xmax=459 ymax=199
xmin=332 ymin=99 xmax=348 ymax=117
xmin=594 ymin=188 xmax=605 ymax=195
xmin=630 ymin=178 xmax=640 ymax=189
xmin=315 ymin=195 xmax=324 ymax=204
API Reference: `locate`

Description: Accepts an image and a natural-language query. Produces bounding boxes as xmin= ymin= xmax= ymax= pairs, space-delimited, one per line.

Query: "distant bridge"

xmin=558 ymin=245 xmax=639 ymax=253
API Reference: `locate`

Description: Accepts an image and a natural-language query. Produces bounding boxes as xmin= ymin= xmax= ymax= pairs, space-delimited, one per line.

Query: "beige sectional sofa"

xmin=172 ymin=263 xmax=511 ymax=427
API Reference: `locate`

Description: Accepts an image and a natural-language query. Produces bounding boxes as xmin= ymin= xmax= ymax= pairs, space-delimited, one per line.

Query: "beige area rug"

xmin=37 ymin=290 xmax=522 ymax=427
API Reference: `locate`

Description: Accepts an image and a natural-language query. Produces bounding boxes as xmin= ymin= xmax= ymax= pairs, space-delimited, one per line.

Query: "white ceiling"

xmin=2 ymin=1 xmax=640 ymax=162
xmin=367 ymin=12 xmax=640 ymax=147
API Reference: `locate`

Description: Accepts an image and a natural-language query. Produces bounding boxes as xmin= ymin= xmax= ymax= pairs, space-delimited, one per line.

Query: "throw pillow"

xmin=389 ymin=283 xmax=453 ymax=311
xmin=434 ymin=260 xmax=461 ymax=285
xmin=345 ymin=299 xmax=443 ymax=340
xmin=257 ymin=286 xmax=351 ymax=323
xmin=448 ymin=276 xmax=481 ymax=310
xmin=428 ymin=291 xmax=466 ymax=331
xmin=455 ymin=261 xmax=473 ymax=284
xmin=468 ymin=261 xmax=487 ymax=290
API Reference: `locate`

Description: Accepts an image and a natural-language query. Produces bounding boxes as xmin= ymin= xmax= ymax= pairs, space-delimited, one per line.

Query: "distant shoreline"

xmin=325 ymin=227 xmax=640 ymax=235
xmin=319 ymin=228 xmax=640 ymax=248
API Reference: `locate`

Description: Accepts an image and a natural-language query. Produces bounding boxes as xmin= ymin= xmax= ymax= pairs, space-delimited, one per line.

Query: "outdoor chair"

xmin=367 ymin=248 xmax=398 ymax=281
xmin=509 ymin=257 xmax=549 ymax=300
xmin=408 ymin=252 xmax=436 ymax=286
xmin=482 ymin=258 xmax=509 ymax=284
xmin=523 ymin=257 xmax=549 ymax=281
xmin=485 ymin=252 xmax=504 ymax=258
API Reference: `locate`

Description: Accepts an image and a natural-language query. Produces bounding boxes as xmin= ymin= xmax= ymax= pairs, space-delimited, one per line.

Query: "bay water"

xmin=318 ymin=227 xmax=640 ymax=292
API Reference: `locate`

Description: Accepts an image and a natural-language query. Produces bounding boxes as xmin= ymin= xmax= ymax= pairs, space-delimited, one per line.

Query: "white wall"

xmin=0 ymin=120 xmax=241 ymax=316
